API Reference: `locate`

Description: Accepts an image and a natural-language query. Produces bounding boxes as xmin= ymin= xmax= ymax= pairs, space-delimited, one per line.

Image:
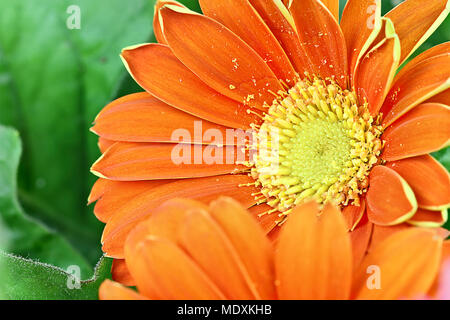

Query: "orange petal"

xmin=248 ymin=203 xmax=279 ymax=234
xmin=91 ymin=142 xmax=247 ymax=181
xmin=98 ymin=137 xmax=115 ymax=153
xmin=437 ymin=228 xmax=450 ymax=239
xmin=94 ymin=180 xmax=170 ymax=223
xmin=354 ymin=18 xmax=400 ymax=115
xmin=380 ymin=54 xmax=450 ymax=127
xmin=92 ymin=92 xmax=233 ymax=143
xmin=341 ymin=0 xmax=382 ymax=84
xmin=369 ymin=223 xmax=410 ymax=253
xmin=350 ymin=215 xmax=373 ymax=271
xmin=342 ymin=197 xmax=366 ymax=231
xmin=385 ymin=0 xmax=449 ymax=64
xmin=319 ymin=0 xmax=339 ymax=22
xmin=248 ymin=0 xmax=315 ymax=75
xmin=179 ymin=208 xmax=259 ymax=299
xmin=395 ymin=42 xmax=450 ymax=81
xmin=126 ymin=236 xmax=225 ymax=299
xmin=275 ymin=201 xmax=352 ymax=299
xmin=101 ymin=175 xmax=259 ymax=258
xmin=289 ymin=0 xmax=348 ymax=88
xmin=99 ymin=280 xmax=147 ymax=300
xmin=111 ymin=259 xmax=135 ymax=287
xmin=428 ymin=240 xmax=450 ymax=298
xmin=159 ymin=5 xmax=282 ymax=109
xmin=353 ymin=228 xmax=442 ymax=299
xmin=371 ymin=223 xmax=449 ymax=254
xmin=87 ymin=178 xmax=109 ymax=205
xmin=386 ymin=155 xmax=450 ymax=210
xmin=123 ymin=198 xmax=208 ymax=298
xmin=407 ymin=207 xmax=448 ymax=228
xmin=121 ymin=43 xmax=261 ymax=128
xmin=199 ymin=0 xmax=295 ymax=83
xmin=209 ymin=197 xmax=276 ymax=299
xmin=268 ymin=224 xmax=282 ymax=243
xmin=153 ymin=0 xmax=185 ymax=44
xmin=427 ymin=88 xmax=450 ymax=104
xmin=381 ymin=103 xmax=450 ymax=161
xmin=127 ymin=198 xmax=208 ymax=243
xmin=366 ymin=165 xmax=417 ymax=225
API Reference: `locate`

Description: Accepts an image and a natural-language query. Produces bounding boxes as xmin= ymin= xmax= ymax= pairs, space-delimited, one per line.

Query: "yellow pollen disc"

xmin=248 ymin=77 xmax=383 ymax=217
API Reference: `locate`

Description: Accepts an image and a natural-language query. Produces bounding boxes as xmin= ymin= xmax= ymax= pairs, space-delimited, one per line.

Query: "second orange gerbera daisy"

xmin=98 ymin=197 xmax=450 ymax=300
xmin=89 ymin=0 xmax=450 ymax=258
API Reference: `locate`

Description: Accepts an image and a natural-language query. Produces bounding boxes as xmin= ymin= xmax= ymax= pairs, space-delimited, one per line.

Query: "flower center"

xmin=248 ymin=78 xmax=383 ymax=219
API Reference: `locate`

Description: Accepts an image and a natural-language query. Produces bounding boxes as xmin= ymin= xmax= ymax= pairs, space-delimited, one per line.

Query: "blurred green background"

xmin=0 ymin=0 xmax=448 ymax=298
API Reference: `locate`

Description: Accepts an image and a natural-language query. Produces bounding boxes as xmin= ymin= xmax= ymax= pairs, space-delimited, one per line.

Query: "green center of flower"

xmin=248 ymin=78 xmax=383 ymax=220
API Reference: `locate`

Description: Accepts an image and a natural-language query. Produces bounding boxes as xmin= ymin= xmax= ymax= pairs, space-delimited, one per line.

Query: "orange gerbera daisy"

xmin=89 ymin=0 xmax=450 ymax=259
xmin=98 ymin=197 xmax=449 ymax=300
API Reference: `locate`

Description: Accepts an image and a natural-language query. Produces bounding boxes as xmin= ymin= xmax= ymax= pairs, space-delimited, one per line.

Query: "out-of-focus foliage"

xmin=0 ymin=0 xmax=157 ymax=264
xmin=0 ymin=125 xmax=91 ymax=273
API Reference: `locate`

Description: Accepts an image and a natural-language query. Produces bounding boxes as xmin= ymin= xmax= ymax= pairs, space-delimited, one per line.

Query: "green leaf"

xmin=112 ymin=0 xmax=202 ymax=99
xmin=0 ymin=0 xmax=157 ymax=263
xmin=433 ymin=147 xmax=450 ymax=172
xmin=0 ymin=252 xmax=112 ymax=300
xmin=0 ymin=125 xmax=91 ymax=274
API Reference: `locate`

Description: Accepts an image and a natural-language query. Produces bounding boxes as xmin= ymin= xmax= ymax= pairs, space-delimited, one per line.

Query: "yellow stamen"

xmin=247 ymin=77 xmax=383 ymax=214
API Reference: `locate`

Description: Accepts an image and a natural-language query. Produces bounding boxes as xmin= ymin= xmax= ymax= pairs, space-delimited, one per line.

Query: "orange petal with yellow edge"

xmin=276 ymin=201 xmax=352 ymax=299
xmin=319 ymin=0 xmax=339 ymax=22
xmin=386 ymin=155 xmax=450 ymax=210
xmin=385 ymin=0 xmax=449 ymax=64
xmin=99 ymin=280 xmax=147 ymax=300
xmin=199 ymin=0 xmax=295 ymax=83
xmin=111 ymin=259 xmax=135 ymax=287
xmin=366 ymin=165 xmax=417 ymax=226
xmin=121 ymin=44 xmax=261 ymax=128
xmin=352 ymin=228 xmax=442 ymax=299
xmin=380 ymin=54 xmax=450 ymax=127
xmin=91 ymin=142 xmax=247 ymax=181
xmin=209 ymin=197 xmax=276 ymax=299
xmin=153 ymin=0 xmax=185 ymax=44
xmin=289 ymin=0 xmax=348 ymax=88
xmin=395 ymin=42 xmax=450 ymax=82
xmin=341 ymin=0 xmax=382 ymax=82
xmin=248 ymin=0 xmax=315 ymax=75
xmin=87 ymin=178 xmax=109 ymax=205
xmin=354 ymin=18 xmax=400 ymax=115
xmin=382 ymin=103 xmax=450 ymax=161
xmin=92 ymin=92 xmax=232 ymax=144
xmin=407 ymin=207 xmax=448 ymax=228
xmin=159 ymin=5 xmax=282 ymax=109
xmin=98 ymin=138 xmax=115 ymax=153
xmin=426 ymin=89 xmax=450 ymax=104
xmin=102 ymin=175 xmax=259 ymax=258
